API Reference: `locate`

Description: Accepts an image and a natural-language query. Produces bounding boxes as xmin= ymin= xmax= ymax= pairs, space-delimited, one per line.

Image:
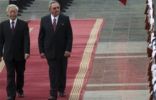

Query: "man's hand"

xmin=40 ymin=53 xmax=46 ymax=58
xmin=64 ymin=51 xmax=71 ymax=57
xmin=25 ymin=54 xmax=30 ymax=60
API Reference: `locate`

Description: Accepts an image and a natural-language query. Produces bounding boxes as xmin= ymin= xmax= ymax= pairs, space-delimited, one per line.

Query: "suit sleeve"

xmin=24 ymin=22 xmax=30 ymax=54
xmin=65 ymin=16 xmax=73 ymax=52
xmin=38 ymin=18 xmax=45 ymax=54
xmin=0 ymin=23 xmax=4 ymax=57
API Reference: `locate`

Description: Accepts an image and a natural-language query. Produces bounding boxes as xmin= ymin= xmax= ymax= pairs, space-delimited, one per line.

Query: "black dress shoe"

xmin=48 ymin=96 xmax=57 ymax=100
xmin=7 ymin=96 xmax=15 ymax=100
xmin=58 ymin=92 xmax=66 ymax=97
xmin=17 ymin=92 xmax=24 ymax=98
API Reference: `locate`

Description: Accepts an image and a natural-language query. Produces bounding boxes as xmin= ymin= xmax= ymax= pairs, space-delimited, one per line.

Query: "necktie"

xmin=53 ymin=18 xmax=56 ymax=31
xmin=11 ymin=21 xmax=15 ymax=32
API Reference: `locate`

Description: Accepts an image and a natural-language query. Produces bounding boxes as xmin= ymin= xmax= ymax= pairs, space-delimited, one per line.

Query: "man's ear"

xmin=48 ymin=5 xmax=51 ymax=12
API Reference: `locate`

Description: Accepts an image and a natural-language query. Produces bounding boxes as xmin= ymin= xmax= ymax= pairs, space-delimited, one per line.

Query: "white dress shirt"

xmin=51 ymin=14 xmax=59 ymax=25
xmin=10 ymin=18 xmax=17 ymax=29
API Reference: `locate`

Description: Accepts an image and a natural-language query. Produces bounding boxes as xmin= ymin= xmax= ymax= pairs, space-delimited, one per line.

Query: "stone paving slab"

xmin=83 ymin=90 xmax=149 ymax=100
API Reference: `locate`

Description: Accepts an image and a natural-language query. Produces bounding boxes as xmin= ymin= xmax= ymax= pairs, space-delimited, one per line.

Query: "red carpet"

xmin=0 ymin=19 xmax=104 ymax=100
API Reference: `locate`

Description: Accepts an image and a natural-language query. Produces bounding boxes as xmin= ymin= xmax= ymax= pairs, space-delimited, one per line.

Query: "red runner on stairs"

xmin=0 ymin=19 xmax=104 ymax=100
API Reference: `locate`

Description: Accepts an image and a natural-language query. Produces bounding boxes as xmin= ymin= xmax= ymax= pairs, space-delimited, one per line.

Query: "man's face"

xmin=50 ymin=2 xmax=60 ymax=17
xmin=7 ymin=8 xmax=18 ymax=20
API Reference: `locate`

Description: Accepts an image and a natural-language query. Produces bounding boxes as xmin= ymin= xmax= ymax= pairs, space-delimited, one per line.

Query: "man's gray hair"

xmin=48 ymin=0 xmax=60 ymax=9
xmin=6 ymin=4 xmax=19 ymax=12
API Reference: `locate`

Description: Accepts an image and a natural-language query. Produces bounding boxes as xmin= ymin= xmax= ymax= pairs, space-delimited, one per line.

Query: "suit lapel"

xmin=6 ymin=20 xmax=12 ymax=33
xmin=47 ymin=15 xmax=55 ymax=32
xmin=7 ymin=19 xmax=19 ymax=35
xmin=55 ymin=15 xmax=63 ymax=32
xmin=47 ymin=14 xmax=63 ymax=33
xmin=14 ymin=19 xmax=19 ymax=33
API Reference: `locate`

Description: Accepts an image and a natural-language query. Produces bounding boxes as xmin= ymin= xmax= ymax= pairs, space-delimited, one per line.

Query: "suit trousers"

xmin=47 ymin=57 xmax=67 ymax=97
xmin=4 ymin=59 xmax=25 ymax=97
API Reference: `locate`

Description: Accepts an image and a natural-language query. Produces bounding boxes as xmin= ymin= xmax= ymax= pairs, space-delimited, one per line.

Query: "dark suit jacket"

xmin=38 ymin=14 xmax=73 ymax=59
xmin=0 ymin=19 xmax=30 ymax=61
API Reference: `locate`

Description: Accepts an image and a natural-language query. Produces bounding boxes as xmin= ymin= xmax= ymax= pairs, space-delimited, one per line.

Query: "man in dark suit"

xmin=0 ymin=4 xmax=30 ymax=100
xmin=38 ymin=1 xmax=73 ymax=100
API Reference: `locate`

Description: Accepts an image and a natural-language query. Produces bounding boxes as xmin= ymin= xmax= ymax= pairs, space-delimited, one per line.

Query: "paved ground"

xmin=65 ymin=0 xmax=150 ymax=100
xmin=0 ymin=0 xmax=150 ymax=100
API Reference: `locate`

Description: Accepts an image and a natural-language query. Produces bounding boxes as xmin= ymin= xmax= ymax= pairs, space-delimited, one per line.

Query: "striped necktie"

xmin=53 ymin=18 xmax=56 ymax=31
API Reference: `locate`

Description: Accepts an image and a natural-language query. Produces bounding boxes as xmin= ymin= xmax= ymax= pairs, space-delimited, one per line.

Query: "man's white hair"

xmin=6 ymin=4 xmax=19 ymax=13
xmin=48 ymin=0 xmax=60 ymax=9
